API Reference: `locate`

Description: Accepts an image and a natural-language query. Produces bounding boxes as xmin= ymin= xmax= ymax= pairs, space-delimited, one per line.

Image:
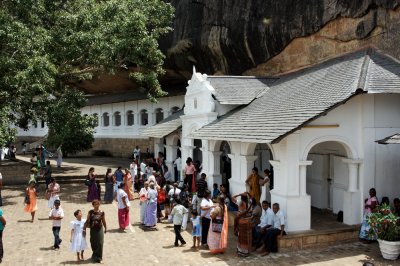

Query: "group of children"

xmin=48 ymin=200 xmax=87 ymax=261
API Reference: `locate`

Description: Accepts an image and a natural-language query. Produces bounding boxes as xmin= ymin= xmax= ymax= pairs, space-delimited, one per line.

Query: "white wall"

xmin=18 ymin=95 xmax=184 ymax=139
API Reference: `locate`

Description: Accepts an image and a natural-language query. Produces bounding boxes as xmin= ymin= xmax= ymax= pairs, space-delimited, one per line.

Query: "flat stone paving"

xmin=0 ymin=156 xmax=398 ymax=265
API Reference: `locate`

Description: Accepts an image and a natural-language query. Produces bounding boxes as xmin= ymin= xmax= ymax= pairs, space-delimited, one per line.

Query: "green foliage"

xmin=45 ymin=89 xmax=95 ymax=156
xmin=0 ymin=0 xmax=174 ymax=147
xmin=367 ymin=204 xmax=400 ymax=241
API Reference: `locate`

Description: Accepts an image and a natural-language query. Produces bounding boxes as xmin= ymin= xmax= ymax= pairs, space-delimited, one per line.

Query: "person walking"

xmin=70 ymin=210 xmax=87 ymax=262
xmin=24 ymin=181 xmax=38 ymax=222
xmin=46 ymin=178 xmax=60 ymax=209
xmin=117 ymin=183 xmax=130 ymax=231
xmin=84 ymin=200 xmax=107 ymax=264
xmin=170 ymin=199 xmax=188 ymax=247
xmin=49 ymin=199 xmax=64 ymax=250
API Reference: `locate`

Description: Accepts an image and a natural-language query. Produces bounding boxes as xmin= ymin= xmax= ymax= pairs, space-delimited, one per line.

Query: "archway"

xmin=219 ymin=141 xmax=232 ymax=191
xmin=306 ymin=141 xmax=349 ymax=222
xmin=193 ymin=139 xmax=202 ymax=166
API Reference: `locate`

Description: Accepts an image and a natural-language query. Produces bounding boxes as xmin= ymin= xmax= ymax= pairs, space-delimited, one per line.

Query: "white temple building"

xmin=17 ymin=48 xmax=400 ymax=232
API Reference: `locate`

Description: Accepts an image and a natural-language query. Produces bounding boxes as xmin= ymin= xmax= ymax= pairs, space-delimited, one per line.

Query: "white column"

xmin=207 ymin=151 xmax=222 ymax=191
xmin=342 ymin=158 xmax=362 ymax=225
xmin=342 ymin=159 xmax=362 ymax=192
xmin=229 ymin=155 xmax=257 ymax=196
xmin=299 ymin=161 xmax=313 ymax=196
xmin=165 ymin=145 xmax=178 ymax=181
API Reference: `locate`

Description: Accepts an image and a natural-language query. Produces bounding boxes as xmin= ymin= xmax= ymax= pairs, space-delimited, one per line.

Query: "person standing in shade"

xmin=56 ymin=145 xmax=63 ymax=168
xmin=87 ymin=167 xmax=99 ymax=202
xmin=184 ymin=158 xmax=196 ymax=193
xmin=103 ymin=168 xmax=114 ymax=204
xmin=173 ymin=157 xmax=182 ymax=183
xmin=245 ymin=167 xmax=262 ymax=204
xmin=133 ymin=146 xmax=141 ymax=162
xmin=84 ymin=200 xmax=107 ymax=264
xmin=47 ymin=178 xmax=60 ymax=209
xmin=49 ymin=199 xmax=64 ymax=250
xmin=43 ymin=161 xmax=52 ymax=189
xmin=259 ymin=169 xmax=271 ymax=203
xmin=200 ymin=191 xmax=214 ymax=247
xmin=196 ymin=173 xmax=208 ymax=214
xmin=0 ymin=207 xmax=6 ymax=263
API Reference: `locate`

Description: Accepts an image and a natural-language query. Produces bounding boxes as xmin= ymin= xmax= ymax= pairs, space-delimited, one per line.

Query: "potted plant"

xmin=367 ymin=204 xmax=400 ymax=260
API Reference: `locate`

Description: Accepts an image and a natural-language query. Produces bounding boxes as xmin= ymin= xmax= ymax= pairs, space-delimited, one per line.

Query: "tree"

xmin=0 ymin=0 xmax=174 ymax=150
xmin=45 ymin=89 xmax=96 ymax=156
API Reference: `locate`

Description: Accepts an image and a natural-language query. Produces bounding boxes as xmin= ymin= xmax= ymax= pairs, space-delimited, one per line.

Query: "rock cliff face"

xmin=83 ymin=0 xmax=400 ymax=93
xmin=162 ymin=0 xmax=400 ymax=80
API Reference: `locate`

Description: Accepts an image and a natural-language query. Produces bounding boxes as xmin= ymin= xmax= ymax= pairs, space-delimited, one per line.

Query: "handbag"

xmin=212 ymin=218 xmax=224 ymax=233
xmin=84 ymin=179 xmax=92 ymax=186
xmin=24 ymin=193 xmax=30 ymax=204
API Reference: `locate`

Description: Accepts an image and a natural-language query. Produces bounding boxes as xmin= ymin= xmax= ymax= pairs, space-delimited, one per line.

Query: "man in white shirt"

xmin=49 ymin=199 xmax=64 ymax=250
xmin=133 ymin=146 xmax=141 ymax=162
xmin=170 ymin=200 xmax=188 ymax=246
xmin=168 ymin=183 xmax=181 ymax=202
xmin=253 ymin=200 xmax=274 ymax=249
xmin=140 ymin=159 xmax=147 ymax=181
xmin=173 ymin=157 xmax=182 ymax=182
xmin=200 ymin=191 xmax=213 ymax=246
xmin=260 ymin=203 xmax=286 ymax=256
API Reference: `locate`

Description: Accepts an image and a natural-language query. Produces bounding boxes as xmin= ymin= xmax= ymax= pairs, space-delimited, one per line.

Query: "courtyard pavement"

xmin=0 ymin=156 xmax=398 ymax=265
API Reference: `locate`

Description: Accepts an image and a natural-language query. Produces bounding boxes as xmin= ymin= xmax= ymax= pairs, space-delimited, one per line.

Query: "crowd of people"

xmin=4 ymin=147 xmax=349 ymax=264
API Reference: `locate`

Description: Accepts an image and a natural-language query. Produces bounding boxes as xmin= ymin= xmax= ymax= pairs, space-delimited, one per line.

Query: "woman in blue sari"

xmin=144 ymin=182 xmax=158 ymax=227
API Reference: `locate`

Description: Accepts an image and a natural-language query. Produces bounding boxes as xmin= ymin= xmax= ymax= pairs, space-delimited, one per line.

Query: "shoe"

xmin=181 ymin=242 xmax=186 ymax=246
xmin=174 ymin=243 xmax=179 ymax=247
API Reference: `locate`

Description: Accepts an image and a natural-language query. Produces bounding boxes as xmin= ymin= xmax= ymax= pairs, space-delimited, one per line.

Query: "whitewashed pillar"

xmin=165 ymin=145 xmax=178 ymax=181
xmin=299 ymin=161 xmax=313 ymax=196
xmin=342 ymin=159 xmax=362 ymax=192
xmin=342 ymin=158 xmax=362 ymax=225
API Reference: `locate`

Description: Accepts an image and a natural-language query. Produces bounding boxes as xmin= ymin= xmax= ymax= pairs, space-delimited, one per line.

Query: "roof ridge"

xmin=356 ymin=49 xmax=372 ymax=91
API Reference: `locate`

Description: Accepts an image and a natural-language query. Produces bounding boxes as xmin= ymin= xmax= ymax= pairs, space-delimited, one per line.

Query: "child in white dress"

xmin=70 ymin=210 xmax=87 ymax=261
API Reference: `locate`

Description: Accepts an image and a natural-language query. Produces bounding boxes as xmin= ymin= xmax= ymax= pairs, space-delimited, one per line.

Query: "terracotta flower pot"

xmin=378 ymin=239 xmax=400 ymax=260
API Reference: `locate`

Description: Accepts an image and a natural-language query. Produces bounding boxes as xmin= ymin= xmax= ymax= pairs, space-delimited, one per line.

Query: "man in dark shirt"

xmin=195 ymin=173 xmax=208 ymax=213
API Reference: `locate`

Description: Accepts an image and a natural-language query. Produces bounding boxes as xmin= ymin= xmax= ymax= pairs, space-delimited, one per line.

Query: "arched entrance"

xmin=254 ymin=143 xmax=274 ymax=189
xmin=193 ymin=139 xmax=202 ymax=164
xmin=219 ymin=141 xmax=231 ymax=190
xmin=306 ymin=141 xmax=349 ymax=215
